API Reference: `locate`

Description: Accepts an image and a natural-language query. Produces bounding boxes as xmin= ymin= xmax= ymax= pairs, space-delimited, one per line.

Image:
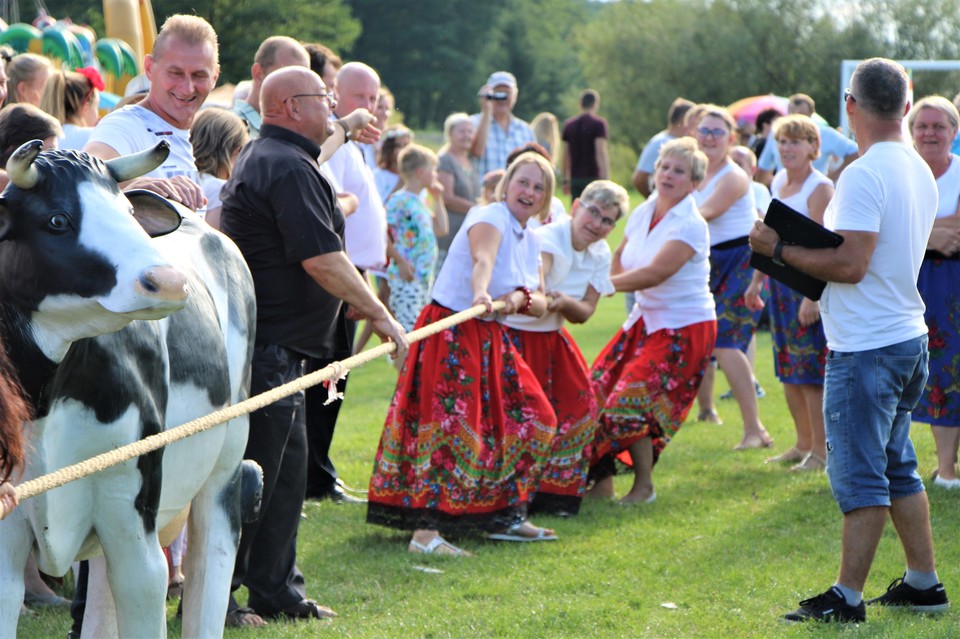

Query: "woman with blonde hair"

xmin=368 ymin=152 xmax=559 ymax=555
xmin=907 ymin=95 xmax=960 ymax=487
xmin=531 ymin=112 xmax=560 ymax=167
xmin=191 ymin=107 xmax=249 ymax=229
xmin=5 ymin=53 xmax=51 ymax=106
xmin=746 ymin=114 xmax=833 ymax=472
xmin=589 ymin=138 xmax=717 ymax=504
xmin=437 ymin=112 xmax=480 ymax=268
xmin=40 ymin=67 xmax=104 ymax=150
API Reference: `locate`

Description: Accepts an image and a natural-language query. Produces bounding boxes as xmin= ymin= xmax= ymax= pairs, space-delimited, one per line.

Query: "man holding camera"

xmin=470 ymin=70 xmax=535 ymax=176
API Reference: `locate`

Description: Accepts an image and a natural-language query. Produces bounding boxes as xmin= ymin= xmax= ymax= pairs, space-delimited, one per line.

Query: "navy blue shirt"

xmin=221 ymin=124 xmax=350 ymax=358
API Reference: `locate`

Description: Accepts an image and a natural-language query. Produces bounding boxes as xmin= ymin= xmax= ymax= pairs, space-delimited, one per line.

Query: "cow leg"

xmin=180 ymin=458 xmax=242 ymax=639
xmin=0 ymin=514 xmax=33 ymax=636
xmin=89 ymin=517 xmax=168 ymax=638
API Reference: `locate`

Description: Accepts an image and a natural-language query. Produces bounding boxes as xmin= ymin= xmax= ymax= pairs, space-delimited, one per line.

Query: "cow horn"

xmin=105 ymin=141 xmax=171 ymax=183
xmin=6 ymin=140 xmax=44 ymax=190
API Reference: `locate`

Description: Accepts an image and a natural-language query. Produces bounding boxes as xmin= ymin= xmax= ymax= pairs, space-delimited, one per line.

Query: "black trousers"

xmin=232 ymin=343 xmax=308 ymax=614
xmin=304 ymin=356 xmax=349 ymax=496
xmin=304 ymin=313 xmax=355 ymax=497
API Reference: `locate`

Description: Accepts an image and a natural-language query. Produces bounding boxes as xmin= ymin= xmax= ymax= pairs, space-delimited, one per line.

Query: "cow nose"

xmin=137 ymin=266 xmax=188 ymax=302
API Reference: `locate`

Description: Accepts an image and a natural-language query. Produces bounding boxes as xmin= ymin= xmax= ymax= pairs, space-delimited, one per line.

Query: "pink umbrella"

xmin=728 ymin=95 xmax=789 ymax=126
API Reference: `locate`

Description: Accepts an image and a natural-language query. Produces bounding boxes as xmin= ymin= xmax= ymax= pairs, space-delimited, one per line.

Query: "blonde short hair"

xmin=655 ymin=136 xmax=708 ymax=184
xmin=154 ymin=15 xmax=219 ymax=64
xmin=579 ymin=180 xmax=630 ymax=220
xmin=397 ymin=143 xmax=437 ymax=178
xmin=191 ymin=108 xmax=249 ymax=179
xmin=908 ymin=95 xmax=960 ymax=133
xmin=773 ymin=114 xmax=822 ymax=160
xmin=696 ymin=104 xmax=737 ymax=134
xmin=495 ymin=152 xmax=555 ymax=222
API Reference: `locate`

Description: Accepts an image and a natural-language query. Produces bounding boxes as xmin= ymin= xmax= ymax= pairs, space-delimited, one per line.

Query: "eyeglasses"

xmin=696 ymin=127 xmax=728 ymax=139
xmin=284 ymin=91 xmax=336 ymax=107
xmin=843 ymin=88 xmax=856 ymax=104
xmin=583 ymin=203 xmax=617 ymax=228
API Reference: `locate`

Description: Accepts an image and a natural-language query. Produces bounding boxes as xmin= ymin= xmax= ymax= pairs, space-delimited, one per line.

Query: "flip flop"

xmin=487 ymin=522 xmax=558 ymax=542
xmin=408 ymin=536 xmax=473 ymax=557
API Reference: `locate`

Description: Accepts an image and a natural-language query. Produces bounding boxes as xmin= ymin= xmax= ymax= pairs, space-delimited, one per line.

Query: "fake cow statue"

xmin=0 ymin=140 xmax=256 ymax=638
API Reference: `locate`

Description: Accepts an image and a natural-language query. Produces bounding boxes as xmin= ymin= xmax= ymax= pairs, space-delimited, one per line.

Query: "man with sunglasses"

xmin=752 ymin=57 xmax=948 ymax=624
xmin=220 ymin=65 xmax=407 ymax=626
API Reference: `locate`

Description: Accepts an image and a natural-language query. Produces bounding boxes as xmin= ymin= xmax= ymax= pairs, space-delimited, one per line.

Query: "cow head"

xmin=0 ymin=140 xmax=189 ymax=362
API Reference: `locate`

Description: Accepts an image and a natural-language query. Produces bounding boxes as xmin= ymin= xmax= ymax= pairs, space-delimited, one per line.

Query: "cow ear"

xmin=0 ymin=202 xmax=10 ymax=242
xmin=124 ymin=189 xmax=183 ymax=238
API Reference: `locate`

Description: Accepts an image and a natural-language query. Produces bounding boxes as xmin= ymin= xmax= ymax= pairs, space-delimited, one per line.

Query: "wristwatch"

xmin=772 ymin=241 xmax=787 ymax=267
xmin=336 ymin=119 xmax=352 ymax=140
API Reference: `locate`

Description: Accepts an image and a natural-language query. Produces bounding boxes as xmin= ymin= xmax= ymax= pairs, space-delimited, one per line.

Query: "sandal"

xmin=487 ymin=521 xmax=558 ymax=542
xmin=766 ymin=447 xmax=809 ymax=464
xmin=408 ymin=536 xmax=473 ymax=557
xmin=790 ymin=452 xmax=827 ymax=472
xmin=696 ymin=409 xmax=723 ymax=425
xmin=733 ymin=432 xmax=774 ymax=451
xmin=225 ymin=607 xmax=267 ymax=628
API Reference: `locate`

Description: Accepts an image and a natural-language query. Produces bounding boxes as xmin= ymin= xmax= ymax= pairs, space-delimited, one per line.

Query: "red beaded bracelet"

xmin=515 ymin=286 xmax=533 ymax=315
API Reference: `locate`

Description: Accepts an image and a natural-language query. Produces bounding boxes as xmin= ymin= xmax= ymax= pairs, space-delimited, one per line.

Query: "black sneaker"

xmin=782 ymin=587 xmax=866 ymax=623
xmin=866 ymin=575 xmax=950 ymax=613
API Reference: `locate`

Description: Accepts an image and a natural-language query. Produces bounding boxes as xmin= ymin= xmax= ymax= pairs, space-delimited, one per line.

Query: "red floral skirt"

xmin=366 ymin=303 xmax=557 ymax=533
xmin=506 ymin=327 xmax=598 ymax=516
xmin=589 ymin=318 xmax=716 ymax=476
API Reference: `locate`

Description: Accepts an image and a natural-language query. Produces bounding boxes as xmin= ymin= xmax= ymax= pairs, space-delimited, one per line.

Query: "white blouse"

xmin=432 ymin=201 xmax=541 ymax=314
xmin=621 ymin=193 xmax=715 ymax=333
xmin=505 ymin=220 xmax=613 ymax=332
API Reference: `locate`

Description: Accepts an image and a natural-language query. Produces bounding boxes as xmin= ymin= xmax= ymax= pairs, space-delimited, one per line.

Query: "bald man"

xmin=220 ymin=66 xmax=407 ymax=626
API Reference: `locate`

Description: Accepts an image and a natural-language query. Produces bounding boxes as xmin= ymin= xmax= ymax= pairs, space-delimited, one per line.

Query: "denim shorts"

xmin=823 ymin=335 xmax=928 ymax=513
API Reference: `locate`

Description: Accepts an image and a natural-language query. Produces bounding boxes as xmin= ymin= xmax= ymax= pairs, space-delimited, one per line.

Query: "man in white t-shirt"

xmin=751 ymin=58 xmax=947 ymax=624
xmin=631 ymin=97 xmax=694 ymax=198
xmin=84 ymin=15 xmax=218 ymax=214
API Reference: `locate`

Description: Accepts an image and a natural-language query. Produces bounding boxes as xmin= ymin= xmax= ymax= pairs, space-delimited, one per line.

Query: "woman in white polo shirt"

xmin=589 ymin=137 xmax=717 ymax=504
xmin=504 ymin=180 xmax=628 ymax=517
xmin=367 ymin=152 xmax=559 ymax=555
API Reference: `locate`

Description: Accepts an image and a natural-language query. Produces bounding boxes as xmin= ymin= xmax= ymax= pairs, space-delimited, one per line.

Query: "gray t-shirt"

xmin=437 ymin=151 xmax=481 ymax=252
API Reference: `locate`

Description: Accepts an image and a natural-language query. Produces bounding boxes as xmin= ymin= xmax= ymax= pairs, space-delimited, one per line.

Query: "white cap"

xmin=123 ymin=73 xmax=151 ymax=97
xmin=486 ymin=71 xmax=517 ymax=89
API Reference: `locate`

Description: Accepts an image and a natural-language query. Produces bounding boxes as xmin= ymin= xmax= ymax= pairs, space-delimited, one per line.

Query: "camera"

xmin=479 ymin=92 xmax=510 ymax=101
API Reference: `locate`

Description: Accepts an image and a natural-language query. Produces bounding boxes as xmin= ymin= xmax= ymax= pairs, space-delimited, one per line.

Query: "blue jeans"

xmin=824 ymin=335 xmax=928 ymax=513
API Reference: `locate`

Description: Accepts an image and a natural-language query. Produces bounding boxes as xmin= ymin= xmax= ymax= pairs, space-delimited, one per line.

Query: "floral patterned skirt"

xmin=710 ymin=241 xmax=763 ymax=351
xmin=506 ymin=327 xmax=598 ymax=516
xmin=589 ymin=318 xmax=716 ymax=477
xmin=769 ymin=279 xmax=826 ymax=384
xmin=915 ymin=256 xmax=960 ymax=426
xmin=366 ymin=303 xmax=557 ymax=533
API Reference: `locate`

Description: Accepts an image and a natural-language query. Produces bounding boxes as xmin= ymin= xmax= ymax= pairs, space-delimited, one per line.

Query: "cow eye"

xmin=48 ymin=213 xmax=70 ymax=233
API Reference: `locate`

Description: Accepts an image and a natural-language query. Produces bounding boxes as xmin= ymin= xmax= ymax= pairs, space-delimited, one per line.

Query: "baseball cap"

xmin=486 ymin=71 xmax=517 ymax=89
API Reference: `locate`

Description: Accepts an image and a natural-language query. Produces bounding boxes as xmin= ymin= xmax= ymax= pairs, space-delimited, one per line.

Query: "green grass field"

xmin=18 ymin=203 xmax=960 ymax=638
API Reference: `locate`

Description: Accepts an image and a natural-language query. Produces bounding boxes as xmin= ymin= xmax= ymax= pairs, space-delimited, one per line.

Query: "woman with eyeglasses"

xmin=692 ymin=105 xmax=773 ymax=451
xmin=745 ymin=115 xmax=833 ymax=472
xmin=906 ymin=96 xmax=960 ymax=489
xmin=502 ymin=179 xmax=628 ymax=517
xmin=367 ymin=152 xmax=560 ymax=555
xmin=40 ymin=67 xmax=104 ymax=151
xmin=588 ymin=138 xmax=717 ymax=504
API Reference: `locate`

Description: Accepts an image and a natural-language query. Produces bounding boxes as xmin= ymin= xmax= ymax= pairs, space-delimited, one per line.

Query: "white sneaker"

xmin=933 ymin=474 xmax=960 ymax=489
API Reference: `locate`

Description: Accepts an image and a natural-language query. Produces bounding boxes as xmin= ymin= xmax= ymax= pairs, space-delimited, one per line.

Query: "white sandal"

xmin=408 ymin=536 xmax=472 ymax=556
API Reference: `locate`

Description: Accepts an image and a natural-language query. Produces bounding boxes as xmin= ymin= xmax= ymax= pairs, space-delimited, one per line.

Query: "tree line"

xmin=46 ymin=0 xmax=960 ymax=181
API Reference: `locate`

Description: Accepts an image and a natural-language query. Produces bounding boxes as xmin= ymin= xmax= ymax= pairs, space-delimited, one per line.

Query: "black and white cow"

xmin=0 ymin=140 xmax=256 ymax=638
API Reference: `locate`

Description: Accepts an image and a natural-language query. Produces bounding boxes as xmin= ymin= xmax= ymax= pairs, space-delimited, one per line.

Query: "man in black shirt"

xmin=220 ymin=65 xmax=407 ymax=625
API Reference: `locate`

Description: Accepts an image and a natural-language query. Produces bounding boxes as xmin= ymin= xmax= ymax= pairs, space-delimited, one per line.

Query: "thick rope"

xmin=15 ymin=301 xmax=506 ymax=501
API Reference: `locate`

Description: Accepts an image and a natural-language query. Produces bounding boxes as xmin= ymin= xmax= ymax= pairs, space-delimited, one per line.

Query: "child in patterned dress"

xmin=384 ymin=144 xmax=450 ymax=344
